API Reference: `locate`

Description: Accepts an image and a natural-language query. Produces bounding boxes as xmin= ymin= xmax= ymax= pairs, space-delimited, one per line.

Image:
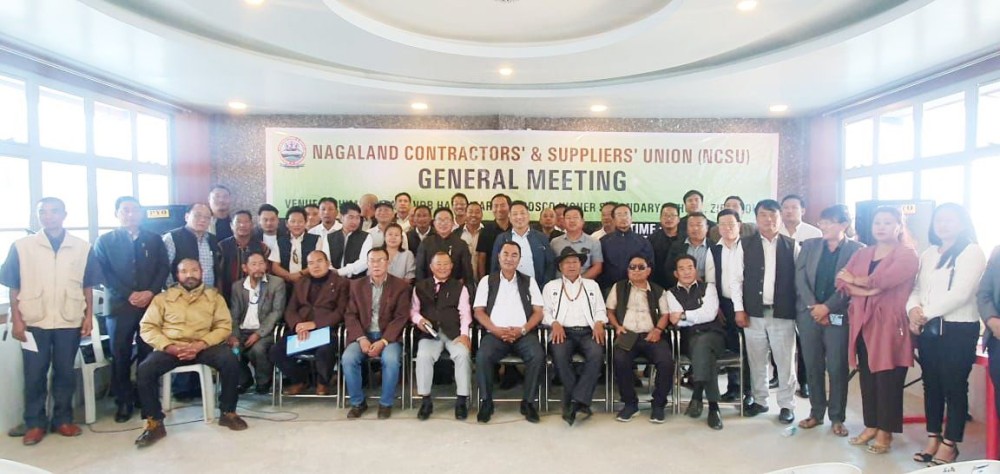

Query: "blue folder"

xmin=285 ymin=327 xmax=331 ymax=355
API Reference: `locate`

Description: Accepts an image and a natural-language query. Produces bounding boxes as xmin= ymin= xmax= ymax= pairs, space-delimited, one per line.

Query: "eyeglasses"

xmin=628 ymin=264 xmax=648 ymax=271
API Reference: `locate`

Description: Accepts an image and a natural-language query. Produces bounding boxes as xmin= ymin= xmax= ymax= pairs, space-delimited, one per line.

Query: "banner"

xmin=265 ymin=128 xmax=778 ymax=226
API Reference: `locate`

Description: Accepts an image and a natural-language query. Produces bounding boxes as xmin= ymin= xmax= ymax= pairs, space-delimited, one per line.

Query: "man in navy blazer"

xmin=490 ymin=200 xmax=555 ymax=291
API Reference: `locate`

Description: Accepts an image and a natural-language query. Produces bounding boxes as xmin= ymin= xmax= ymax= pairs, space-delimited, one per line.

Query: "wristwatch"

xmin=680 ymin=312 xmax=687 ymax=321
xmin=520 ymin=326 xmax=528 ymax=336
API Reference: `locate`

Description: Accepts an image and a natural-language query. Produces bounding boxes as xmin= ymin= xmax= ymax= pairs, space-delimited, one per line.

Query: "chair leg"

xmin=83 ymin=368 xmax=96 ymax=424
xmin=161 ymin=374 xmax=171 ymax=413
xmin=200 ymin=366 xmax=214 ymax=423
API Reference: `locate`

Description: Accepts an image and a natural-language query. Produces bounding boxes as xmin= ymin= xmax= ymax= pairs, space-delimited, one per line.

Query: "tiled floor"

xmin=0 ymin=375 xmax=989 ymax=474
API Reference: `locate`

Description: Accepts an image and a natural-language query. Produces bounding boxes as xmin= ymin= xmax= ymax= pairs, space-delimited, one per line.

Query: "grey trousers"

xmin=796 ymin=312 xmax=849 ymax=422
xmin=416 ymin=334 xmax=471 ymax=397
xmin=686 ymin=330 xmax=726 ymax=402
xmin=745 ymin=308 xmax=797 ymax=410
xmin=238 ymin=331 xmax=275 ymax=386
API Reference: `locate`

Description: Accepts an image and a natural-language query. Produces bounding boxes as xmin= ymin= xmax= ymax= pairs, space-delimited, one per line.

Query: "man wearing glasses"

xmin=605 ymin=255 xmax=674 ymax=423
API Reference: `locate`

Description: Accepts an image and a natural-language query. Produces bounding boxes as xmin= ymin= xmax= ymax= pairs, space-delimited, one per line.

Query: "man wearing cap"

xmin=542 ymin=247 xmax=608 ymax=425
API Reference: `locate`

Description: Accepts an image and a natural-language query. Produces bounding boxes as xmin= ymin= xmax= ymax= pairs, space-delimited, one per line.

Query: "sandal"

xmin=798 ymin=417 xmax=823 ymax=429
xmin=849 ymin=433 xmax=876 ymax=446
xmin=929 ymin=440 xmax=960 ymax=466
xmin=831 ymin=423 xmax=849 ymax=437
xmin=867 ymin=443 xmax=891 ymax=455
xmin=914 ymin=433 xmax=942 ymax=463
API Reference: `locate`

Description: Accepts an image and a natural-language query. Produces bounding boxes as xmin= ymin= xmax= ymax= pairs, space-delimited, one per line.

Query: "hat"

xmin=375 ymin=200 xmax=394 ymax=210
xmin=555 ymin=247 xmax=588 ymax=266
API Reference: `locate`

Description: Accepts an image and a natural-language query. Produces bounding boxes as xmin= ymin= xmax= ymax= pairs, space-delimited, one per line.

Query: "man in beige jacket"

xmin=134 ymin=258 xmax=247 ymax=448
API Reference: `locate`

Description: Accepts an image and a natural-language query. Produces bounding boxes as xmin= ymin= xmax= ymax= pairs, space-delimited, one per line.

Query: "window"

xmin=877 ymin=172 xmax=913 ymax=200
xmin=920 ymin=166 xmax=965 ymax=206
xmin=843 ymin=177 xmax=872 ymax=215
xmin=878 ymin=107 xmax=914 ymax=164
xmin=971 ymin=157 xmax=1000 ymax=254
xmin=844 ymin=118 xmax=874 ymax=169
xmin=0 ymin=156 xmax=31 ymax=274
xmin=38 ymin=86 xmax=85 ymax=153
xmin=922 ymin=92 xmax=966 ymax=157
xmin=0 ymin=75 xmax=27 ymax=143
xmin=93 ymin=102 xmax=132 ymax=160
xmin=138 ymin=173 xmax=170 ymax=206
xmin=979 ymin=81 xmax=1000 ymax=148
xmin=96 ymin=169 xmax=133 ymax=227
xmin=137 ymin=113 xmax=168 ymax=165
xmin=41 ymin=162 xmax=89 ymax=229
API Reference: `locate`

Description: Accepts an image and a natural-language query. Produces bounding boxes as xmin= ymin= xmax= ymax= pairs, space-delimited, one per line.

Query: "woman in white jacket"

xmin=907 ymin=203 xmax=986 ymax=466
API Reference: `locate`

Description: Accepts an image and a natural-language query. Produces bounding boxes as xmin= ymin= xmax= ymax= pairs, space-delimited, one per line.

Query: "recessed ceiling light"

xmin=244 ymin=0 xmax=265 ymax=6
xmin=411 ymin=102 xmax=429 ymax=111
xmin=737 ymin=0 xmax=758 ymax=11
xmin=228 ymin=101 xmax=248 ymax=111
xmin=590 ymin=104 xmax=608 ymax=113
xmin=498 ymin=67 xmax=514 ymax=76
xmin=769 ymin=104 xmax=789 ymax=113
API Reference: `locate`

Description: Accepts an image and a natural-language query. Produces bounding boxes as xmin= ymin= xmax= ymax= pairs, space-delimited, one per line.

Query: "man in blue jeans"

xmin=1 ymin=197 xmax=103 ymax=445
xmin=342 ymin=247 xmax=411 ymax=419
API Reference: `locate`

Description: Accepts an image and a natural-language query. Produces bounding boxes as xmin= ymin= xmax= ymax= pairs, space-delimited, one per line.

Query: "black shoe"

xmin=455 ymin=400 xmax=468 ymax=420
xmin=708 ymin=408 xmax=724 ymax=430
xmin=616 ymin=404 xmax=639 ymax=422
xmin=744 ymin=403 xmax=769 ymax=417
xmin=720 ymin=388 xmax=741 ymax=403
xmin=377 ymin=405 xmax=392 ymax=420
xmin=769 ymin=376 xmax=779 ymax=389
xmin=778 ymin=408 xmax=794 ymax=424
xmin=562 ymin=405 xmax=576 ymax=426
xmin=114 ymin=403 xmax=134 ymax=424
xmin=134 ymin=418 xmax=166 ymax=448
xmin=347 ymin=402 xmax=368 ymax=419
xmin=522 ymin=401 xmax=540 ymax=423
xmin=685 ymin=399 xmax=704 ymax=419
xmin=796 ymin=384 xmax=810 ymax=399
xmin=577 ymin=402 xmax=593 ymax=420
xmin=417 ymin=398 xmax=433 ymax=421
xmin=650 ymin=405 xmax=666 ymax=424
xmin=477 ymin=401 xmax=494 ymax=424
xmin=254 ymin=383 xmax=272 ymax=395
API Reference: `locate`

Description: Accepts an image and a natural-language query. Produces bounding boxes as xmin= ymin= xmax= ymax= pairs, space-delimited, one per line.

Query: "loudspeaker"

xmin=854 ymin=200 xmax=935 ymax=252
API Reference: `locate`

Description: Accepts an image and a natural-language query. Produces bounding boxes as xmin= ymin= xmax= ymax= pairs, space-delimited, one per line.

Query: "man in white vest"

xmin=1 ymin=197 xmax=102 ymax=446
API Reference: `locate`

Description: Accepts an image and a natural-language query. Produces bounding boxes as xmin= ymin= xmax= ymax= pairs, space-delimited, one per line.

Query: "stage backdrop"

xmin=265 ymin=128 xmax=779 ymax=226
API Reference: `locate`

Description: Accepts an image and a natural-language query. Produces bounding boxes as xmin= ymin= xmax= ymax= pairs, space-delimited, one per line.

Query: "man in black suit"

xmin=732 ymin=199 xmax=798 ymax=424
xmin=415 ymin=208 xmax=474 ymax=283
xmin=272 ymin=206 xmax=319 ymax=290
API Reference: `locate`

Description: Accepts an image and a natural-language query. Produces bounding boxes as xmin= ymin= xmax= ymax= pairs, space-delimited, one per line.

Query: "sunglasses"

xmin=628 ymin=264 xmax=648 ymax=271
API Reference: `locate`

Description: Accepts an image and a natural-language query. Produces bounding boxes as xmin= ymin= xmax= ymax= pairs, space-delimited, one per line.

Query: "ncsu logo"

xmin=278 ymin=137 xmax=307 ymax=168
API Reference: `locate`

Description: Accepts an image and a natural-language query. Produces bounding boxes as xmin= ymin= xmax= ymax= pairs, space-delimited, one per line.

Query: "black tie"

xmin=435 ymin=281 xmax=443 ymax=295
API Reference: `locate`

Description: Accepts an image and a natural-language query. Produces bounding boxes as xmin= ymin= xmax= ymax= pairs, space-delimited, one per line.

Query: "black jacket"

xmin=741 ymin=233 xmax=797 ymax=320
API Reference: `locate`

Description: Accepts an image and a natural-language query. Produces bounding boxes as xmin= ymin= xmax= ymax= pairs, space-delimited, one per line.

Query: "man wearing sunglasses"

xmin=605 ymin=255 xmax=674 ymax=423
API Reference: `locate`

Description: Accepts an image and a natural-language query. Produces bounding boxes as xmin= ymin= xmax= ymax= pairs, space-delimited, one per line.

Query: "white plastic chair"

xmin=910 ymin=460 xmax=1000 ymax=474
xmin=79 ymin=289 xmax=111 ymax=424
xmin=160 ymin=364 xmax=216 ymax=423
xmin=763 ymin=462 xmax=862 ymax=474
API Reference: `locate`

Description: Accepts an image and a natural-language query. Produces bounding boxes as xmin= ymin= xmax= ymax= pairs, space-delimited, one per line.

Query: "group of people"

xmin=5 ymin=184 xmax=1000 ymax=468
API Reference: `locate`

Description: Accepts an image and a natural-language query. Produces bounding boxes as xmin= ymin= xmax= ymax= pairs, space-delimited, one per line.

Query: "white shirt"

xmin=906 ymin=244 xmax=987 ymax=323
xmin=511 ymin=229 xmax=534 ymax=277
xmin=542 ymin=277 xmax=607 ymax=328
xmin=761 ymin=233 xmax=779 ymax=305
xmin=239 ymin=275 xmax=267 ymax=331
xmin=262 ymin=234 xmax=280 ymax=263
xmin=473 ymin=273 xmax=543 ymax=328
xmin=288 ymin=233 xmax=304 ymax=273
xmin=666 ymin=283 xmax=720 ymax=327
xmin=308 ymin=222 xmax=343 ymax=259
xmin=397 ymin=217 xmax=411 ymax=232
xmin=780 ymin=221 xmax=822 ymax=245
xmin=605 ymin=281 xmax=669 ymax=334
xmin=334 ymin=231 xmax=374 ymax=278
xmin=591 ymin=228 xmax=608 ymax=240
xmin=704 ymin=239 xmax=741 ymax=299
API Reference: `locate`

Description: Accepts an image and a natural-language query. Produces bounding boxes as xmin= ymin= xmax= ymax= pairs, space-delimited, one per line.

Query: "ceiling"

xmin=0 ymin=0 xmax=999 ymax=117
